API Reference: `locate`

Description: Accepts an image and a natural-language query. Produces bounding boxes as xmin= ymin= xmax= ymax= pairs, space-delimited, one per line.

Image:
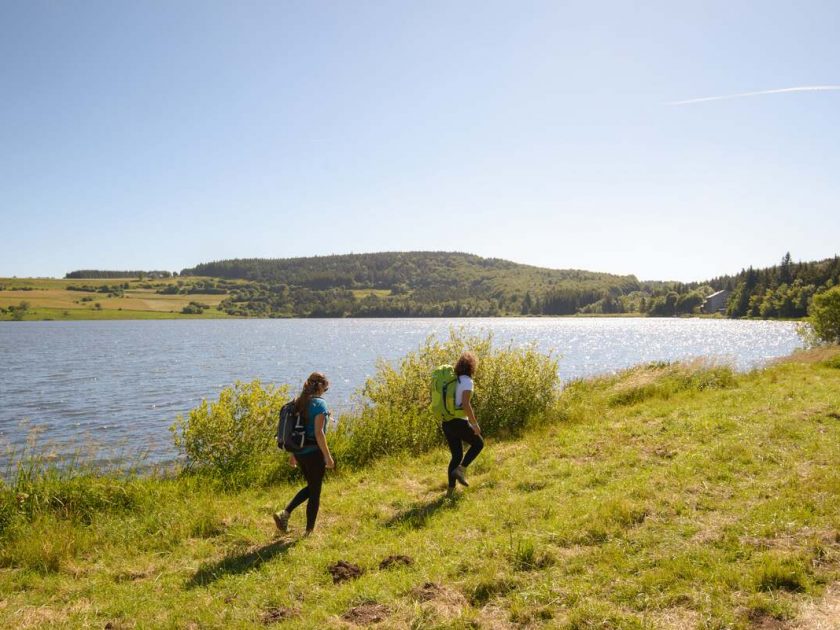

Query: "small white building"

xmin=702 ymin=289 xmax=730 ymax=314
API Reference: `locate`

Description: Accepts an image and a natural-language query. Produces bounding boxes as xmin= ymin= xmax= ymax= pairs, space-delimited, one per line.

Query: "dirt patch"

xmin=653 ymin=446 xmax=677 ymax=459
xmin=792 ymin=582 xmax=840 ymax=629
xmin=748 ymin=611 xmax=789 ymax=629
xmin=260 ymin=607 xmax=296 ymax=624
xmin=409 ymin=581 xmax=469 ymax=621
xmin=342 ymin=602 xmax=389 ymax=625
xmin=113 ymin=570 xmax=150 ymax=583
xmin=15 ymin=606 xmax=66 ymax=629
xmin=516 ymin=480 xmax=547 ymax=492
xmin=379 ymin=555 xmax=413 ymax=570
xmin=412 ymin=582 xmax=445 ymax=602
xmin=328 ymin=560 xmax=363 ymax=584
xmin=653 ymin=607 xmax=701 ymax=629
xmin=476 ymin=603 xmax=518 ymax=629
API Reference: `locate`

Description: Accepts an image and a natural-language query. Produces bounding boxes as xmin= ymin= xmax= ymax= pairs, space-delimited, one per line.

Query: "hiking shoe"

xmin=453 ymin=465 xmax=469 ymax=487
xmin=273 ymin=510 xmax=289 ymax=533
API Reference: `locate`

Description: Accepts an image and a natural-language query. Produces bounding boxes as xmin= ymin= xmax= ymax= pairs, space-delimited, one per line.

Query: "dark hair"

xmin=454 ymin=351 xmax=477 ymax=377
xmin=294 ymin=372 xmax=329 ymax=419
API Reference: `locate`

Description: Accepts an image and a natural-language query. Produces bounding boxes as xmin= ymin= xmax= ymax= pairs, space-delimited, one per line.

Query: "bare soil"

xmin=379 ymin=554 xmax=414 ymax=569
xmin=328 ymin=560 xmax=363 ymax=584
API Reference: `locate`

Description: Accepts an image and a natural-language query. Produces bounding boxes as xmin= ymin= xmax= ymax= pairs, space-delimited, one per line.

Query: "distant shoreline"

xmin=1 ymin=311 xmax=741 ymax=322
xmin=0 ymin=274 xmax=810 ymax=322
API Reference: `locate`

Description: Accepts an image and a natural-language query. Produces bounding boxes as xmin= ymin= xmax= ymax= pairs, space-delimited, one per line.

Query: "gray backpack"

xmin=277 ymin=401 xmax=311 ymax=453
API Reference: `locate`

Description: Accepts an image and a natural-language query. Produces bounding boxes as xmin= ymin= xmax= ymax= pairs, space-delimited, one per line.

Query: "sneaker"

xmin=273 ymin=510 xmax=289 ymax=533
xmin=453 ymin=465 xmax=469 ymax=487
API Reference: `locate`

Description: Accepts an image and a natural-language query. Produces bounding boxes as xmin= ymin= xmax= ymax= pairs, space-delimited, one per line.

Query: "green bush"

xmin=331 ymin=330 xmax=560 ymax=468
xmin=181 ymin=302 xmax=205 ymax=314
xmin=809 ymin=286 xmax=840 ymax=344
xmin=170 ymin=380 xmax=289 ymax=485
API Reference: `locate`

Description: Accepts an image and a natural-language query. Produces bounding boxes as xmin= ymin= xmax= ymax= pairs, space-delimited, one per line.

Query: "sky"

xmin=1 ymin=1 xmax=838 ymax=282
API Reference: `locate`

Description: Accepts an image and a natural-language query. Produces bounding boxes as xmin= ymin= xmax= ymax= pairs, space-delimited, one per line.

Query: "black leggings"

xmin=284 ymin=450 xmax=326 ymax=531
xmin=442 ymin=419 xmax=484 ymax=489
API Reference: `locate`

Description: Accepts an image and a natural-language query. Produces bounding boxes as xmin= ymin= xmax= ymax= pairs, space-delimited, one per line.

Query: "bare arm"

xmin=461 ymin=390 xmax=481 ymax=435
xmin=313 ymin=413 xmax=335 ymax=468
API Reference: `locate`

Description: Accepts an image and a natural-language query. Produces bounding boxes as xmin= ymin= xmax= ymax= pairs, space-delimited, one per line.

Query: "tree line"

xmin=65 ymin=270 xmax=175 ymax=279
xmin=711 ymin=253 xmax=840 ymax=318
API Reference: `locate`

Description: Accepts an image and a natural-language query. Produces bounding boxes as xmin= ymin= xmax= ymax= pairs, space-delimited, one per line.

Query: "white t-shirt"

xmin=455 ymin=374 xmax=473 ymax=408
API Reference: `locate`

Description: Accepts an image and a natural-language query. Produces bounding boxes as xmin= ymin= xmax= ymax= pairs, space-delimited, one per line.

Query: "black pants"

xmin=284 ymin=450 xmax=326 ymax=531
xmin=442 ymin=419 xmax=484 ymax=489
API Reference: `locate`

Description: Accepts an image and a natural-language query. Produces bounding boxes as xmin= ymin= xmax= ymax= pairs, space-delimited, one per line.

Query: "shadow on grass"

xmin=186 ymin=539 xmax=297 ymax=588
xmin=384 ymin=493 xmax=461 ymax=530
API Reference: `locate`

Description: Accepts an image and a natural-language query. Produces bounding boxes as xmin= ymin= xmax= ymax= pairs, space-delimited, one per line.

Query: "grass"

xmin=1 ymin=348 xmax=839 ymax=628
xmin=0 ymin=277 xmax=234 ymax=320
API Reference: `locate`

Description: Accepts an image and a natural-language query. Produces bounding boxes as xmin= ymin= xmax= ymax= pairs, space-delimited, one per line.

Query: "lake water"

xmin=0 ymin=318 xmax=802 ymax=467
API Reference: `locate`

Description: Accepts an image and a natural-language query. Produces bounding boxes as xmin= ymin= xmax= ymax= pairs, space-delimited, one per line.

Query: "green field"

xmin=2 ymin=346 xmax=839 ymax=628
xmin=0 ymin=277 xmax=235 ymax=320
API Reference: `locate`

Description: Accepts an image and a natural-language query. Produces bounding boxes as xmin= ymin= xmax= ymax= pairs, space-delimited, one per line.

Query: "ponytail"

xmin=294 ymin=372 xmax=329 ymax=419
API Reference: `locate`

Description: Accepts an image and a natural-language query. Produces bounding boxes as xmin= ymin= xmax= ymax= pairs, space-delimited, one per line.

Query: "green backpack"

xmin=430 ymin=364 xmax=467 ymax=421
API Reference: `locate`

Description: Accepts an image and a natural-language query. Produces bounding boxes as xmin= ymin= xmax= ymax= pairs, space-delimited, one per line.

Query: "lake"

xmin=0 ymin=318 xmax=802 ymax=467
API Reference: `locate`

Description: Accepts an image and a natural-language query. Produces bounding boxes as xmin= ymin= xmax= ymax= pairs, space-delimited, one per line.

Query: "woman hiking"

xmin=274 ymin=372 xmax=335 ymax=535
xmin=442 ymin=352 xmax=484 ymax=493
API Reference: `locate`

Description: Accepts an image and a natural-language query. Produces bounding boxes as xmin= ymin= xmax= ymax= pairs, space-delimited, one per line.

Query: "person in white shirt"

xmin=442 ymin=351 xmax=484 ymax=492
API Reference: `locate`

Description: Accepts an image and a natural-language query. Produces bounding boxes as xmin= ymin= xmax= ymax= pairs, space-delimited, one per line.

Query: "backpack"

xmin=430 ymin=364 xmax=467 ymax=421
xmin=277 ymin=400 xmax=312 ymax=453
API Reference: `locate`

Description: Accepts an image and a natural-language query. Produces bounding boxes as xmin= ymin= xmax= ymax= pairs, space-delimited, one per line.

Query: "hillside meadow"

xmin=0 ymin=277 xmax=234 ymax=320
xmin=0 ymin=341 xmax=839 ymax=628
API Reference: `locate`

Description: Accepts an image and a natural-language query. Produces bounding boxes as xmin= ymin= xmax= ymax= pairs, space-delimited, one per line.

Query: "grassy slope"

xmin=0 ymin=277 xmax=234 ymax=321
xmin=2 ymin=351 xmax=840 ymax=629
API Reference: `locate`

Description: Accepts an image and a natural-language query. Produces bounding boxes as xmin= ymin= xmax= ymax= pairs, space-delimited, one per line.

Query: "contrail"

xmin=667 ymin=85 xmax=840 ymax=106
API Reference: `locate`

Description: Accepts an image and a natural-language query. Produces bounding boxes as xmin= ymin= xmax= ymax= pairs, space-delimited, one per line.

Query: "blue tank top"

xmin=299 ymin=396 xmax=329 ymax=456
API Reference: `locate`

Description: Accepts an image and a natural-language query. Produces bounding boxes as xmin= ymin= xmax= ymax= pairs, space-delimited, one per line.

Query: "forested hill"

xmin=180 ymin=252 xmax=641 ymax=317
xmin=181 ymin=252 xmax=636 ymax=292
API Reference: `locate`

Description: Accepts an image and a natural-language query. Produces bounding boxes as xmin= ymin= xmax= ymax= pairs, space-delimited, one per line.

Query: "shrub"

xmin=9 ymin=301 xmax=30 ymax=320
xmin=182 ymin=301 xmax=210 ymax=314
xmin=170 ymin=380 xmax=289 ymax=485
xmin=809 ymin=286 xmax=840 ymax=344
xmin=331 ymin=330 xmax=560 ymax=468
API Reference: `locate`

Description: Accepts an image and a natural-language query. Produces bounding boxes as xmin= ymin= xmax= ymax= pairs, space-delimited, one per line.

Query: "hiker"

xmin=274 ymin=372 xmax=335 ymax=535
xmin=442 ymin=351 xmax=484 ymax=492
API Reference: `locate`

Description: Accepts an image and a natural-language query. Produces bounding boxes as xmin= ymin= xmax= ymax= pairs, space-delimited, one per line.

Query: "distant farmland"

xmin=0 ymin=277 xmax=235 ymax=320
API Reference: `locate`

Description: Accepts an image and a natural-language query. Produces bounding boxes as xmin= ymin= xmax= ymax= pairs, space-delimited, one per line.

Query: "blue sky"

xmin=1 ymin=1 xmax=838 ymax=281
